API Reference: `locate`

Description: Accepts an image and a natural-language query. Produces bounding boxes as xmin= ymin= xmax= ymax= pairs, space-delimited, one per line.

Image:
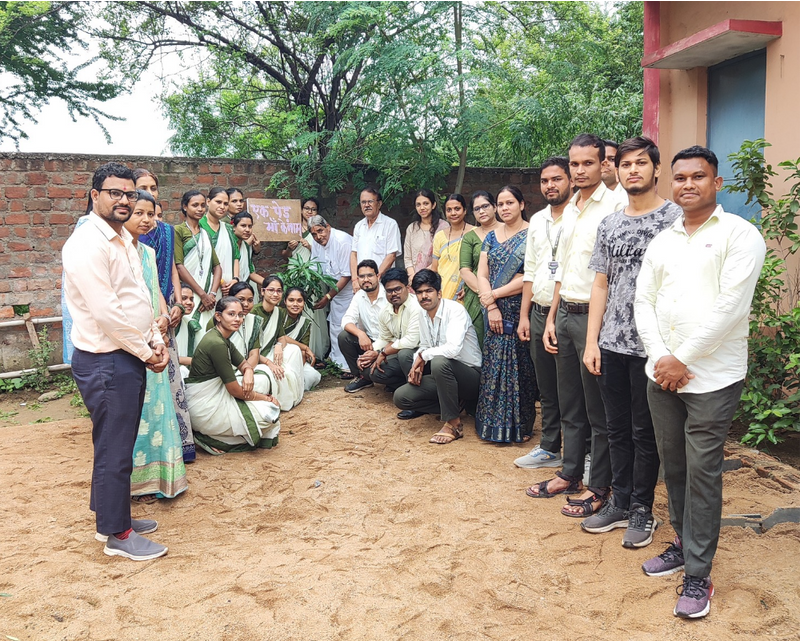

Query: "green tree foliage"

xmin=95 ymin=1 xmax=643 ymax=201
xmin=0 ymin=1 xmax=121 ymax=146
xmin=725 ymin=140 xmax=800 ymax=447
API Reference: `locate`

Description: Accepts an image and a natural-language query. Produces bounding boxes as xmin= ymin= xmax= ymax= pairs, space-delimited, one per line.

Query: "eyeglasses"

xmin=385 ymin=285 xmax=404 ymax=295
xmin=264 ymin=288 xmax=283 ymax=294
xmin=302 ymin=206 xmax=318 ymax=212
xmin=473 ymin=204 xmax=493 ymax=213
xmin=360 ymin=200 xmax=377 ymax=206
xmin=99 ymin=189 xmax=139 ymax=202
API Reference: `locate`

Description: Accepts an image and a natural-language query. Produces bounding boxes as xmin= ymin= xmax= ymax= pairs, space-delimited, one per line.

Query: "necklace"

xmin=446 ymin=224 xmax=466 ymax=262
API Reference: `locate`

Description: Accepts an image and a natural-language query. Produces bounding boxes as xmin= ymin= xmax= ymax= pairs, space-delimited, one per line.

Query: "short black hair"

xmin=229 ymin=281 xmax=255 ymax=298
xmin=232 ymin=212 xmax=253 ymax=226
xmin=603 ymin=139 xmax=619 ymax=150
xmin=381 ymin=268 xmax=408 ymax=287
xmin=357 ymin=259 xmax=379 ymax=275
xmin=616 ymin=136 xmax=660 ymax=168
xmin=361 ymin=186 xmax=382 ymax=202
xmin=411 ymin=268 xmax=441 ymax=292
xmin=92 ymin=162 xmax=134 ymax=192
xmin=569 ymin=133 xmax=605 ymax=162
xmin=540 ymin=156 xmax=571 ymax=178
xmin=671 ymin=145 xmax=719 ymax=175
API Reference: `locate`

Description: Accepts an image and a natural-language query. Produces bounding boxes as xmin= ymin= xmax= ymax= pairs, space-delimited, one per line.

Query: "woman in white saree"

xmin=231 ymin=211 xmax=264 ymax=303
xmin=199 ymin=187 xmax=239 ymax=297
xmin=281 ymin=287 xmax=321 ymax=391
xmin=185 ymin=297 xmax=281 ymax=455
xmin=174 ymin=190 xmax=222 ymax=335
xmin=252 ymin=276 xmax=306 ymax=410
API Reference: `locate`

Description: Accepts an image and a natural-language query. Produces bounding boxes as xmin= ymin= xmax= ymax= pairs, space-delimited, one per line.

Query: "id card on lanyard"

xmin=546 ymin=218 xmax=563 ymax=281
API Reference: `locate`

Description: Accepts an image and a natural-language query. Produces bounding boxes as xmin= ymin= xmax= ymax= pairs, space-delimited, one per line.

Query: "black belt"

xmin=532 ymin=302 xmax=551 ymax=315
xmin=560 ymin=300 xmax=590 ymax=314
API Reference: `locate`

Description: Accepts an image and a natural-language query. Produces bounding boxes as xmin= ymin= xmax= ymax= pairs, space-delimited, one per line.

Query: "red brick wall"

xmin=0 ymin=152 xmax=543 ymax=324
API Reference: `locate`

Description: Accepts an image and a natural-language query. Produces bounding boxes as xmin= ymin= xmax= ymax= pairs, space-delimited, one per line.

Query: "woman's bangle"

xmin=171 ymin=303 xmax=186 ymax=314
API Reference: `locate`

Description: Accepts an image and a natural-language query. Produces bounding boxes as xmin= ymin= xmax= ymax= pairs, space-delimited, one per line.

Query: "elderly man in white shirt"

xmin=634 ymin=146 xmax=765 ymax=619
xmin=532 ymin=134 xmax=625 ymax=515
xmin=516 ymin=156 xmax=572 ymax=470
xmin=393 ymin=269 xmax=482 ymax=444
xmin=368 ymin=268 xmax=421 ymax=394
xmin=309 ymin=215 xmax=354 ymax=373
xmin=349 ymin=186 xmax=402 ymax=292
xmin=339 ymin=259 xmax=388 ymax=392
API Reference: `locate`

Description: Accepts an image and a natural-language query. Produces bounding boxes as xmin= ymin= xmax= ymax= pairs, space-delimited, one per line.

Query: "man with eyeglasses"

xmin=349 ymin=186 xmax=402 ymax=293
xmin=62 ymin=162 xmax=171 ymax=561
xmin=368 ymin=268 xmax=421 ymax=396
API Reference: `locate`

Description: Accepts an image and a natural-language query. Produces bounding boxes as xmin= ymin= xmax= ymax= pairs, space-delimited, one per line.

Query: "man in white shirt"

xmin=635 ymin=146 xmax=765 ymax=619
xmin=339 ymin=259 xmax=388 ymax=392
xmin=62 ymin=162 xmax=170 ymax=561
xmin=531 ymin=134 xmax=625 ymax=516
xmin=393 ymin=269 xmax=482 ymax=444
xmin=516 ymin=157 xmax=571 ymax=469
xmin=349 ymin=186 xmax=402 ymax=292
xmin=369 ymin=268 xmax=421 ymax=395
xmin=580 ymin=137 xmax=682 ymax=548
xmin=603 ymin=139 xmax=629 ymax=207
xmin=309 ymin=215 xmax=354 ymax=372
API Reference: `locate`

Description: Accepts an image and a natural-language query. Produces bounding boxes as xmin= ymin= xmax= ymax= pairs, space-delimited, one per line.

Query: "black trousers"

xmin=338 ymin=329 xmax=370 ymax=378
xmin=72 ymin=348 xmax=147 ymax=535
xmin=369 ymin=349 xmax=415 ymax=388
xmin=393 ymin=356 xmax=481 ymax=422
xmin=529 ymin=306 xmax=561 ymax=454
xmin=598 ymin=349 xmax=660 ymax=509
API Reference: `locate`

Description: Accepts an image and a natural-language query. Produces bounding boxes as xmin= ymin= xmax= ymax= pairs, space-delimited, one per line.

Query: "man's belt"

xmin=532 ymin=302 xmax=551 ymax=315
xmin=559 ymin=300 xmax=590 ymax=314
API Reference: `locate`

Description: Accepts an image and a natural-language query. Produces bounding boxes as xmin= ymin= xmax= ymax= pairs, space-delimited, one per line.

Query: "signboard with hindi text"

xmin=246 ymin=198 xmax=302 ymax=242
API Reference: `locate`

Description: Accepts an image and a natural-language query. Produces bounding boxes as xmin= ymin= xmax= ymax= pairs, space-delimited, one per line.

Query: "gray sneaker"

xmin=674 ymin=575 xmax=714 ymax=619
xmin=581 ymin=499 xmax=628 ymax=533
xmin=103 ymin=530 xmax=168 ymax=561
xmin=95 ymin=519 xmax=158 ymax=542
xmin=622 ymin=504 xmax=659 ymax=548
xmin=514 ymin=446 xmax=563 ymax=469
xmin=642 ymin=537 xmax=684 ymax=576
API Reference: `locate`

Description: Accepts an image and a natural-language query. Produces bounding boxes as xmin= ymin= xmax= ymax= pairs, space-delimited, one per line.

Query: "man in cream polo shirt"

xmin=530 ymin=134 xmax=625 ymax=519
xmin=635 ymin=146 xmax=765 ymax=619
xmin=516 ymin=156 xmax=572 ymax=469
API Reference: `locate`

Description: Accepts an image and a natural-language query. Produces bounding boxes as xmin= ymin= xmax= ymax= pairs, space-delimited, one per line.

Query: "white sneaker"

xmin=514 ymin=446 xmax=563 ymax=469
xmin=583 ymin=454 xmax=592 ymax=486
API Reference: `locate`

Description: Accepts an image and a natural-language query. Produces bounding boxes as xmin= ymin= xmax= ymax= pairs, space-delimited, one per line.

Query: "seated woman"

xmin=175 ymin=283 xmax=206 ymax=380
xmin=227 ymin=280 xmax=264 ymax=366
xmin=185 ymin=297 xmax=281 ymax=454
xmin=281 ymin=287 xmax=322 ymax=391
xmin=252 ymin=275 xmax=306 ymax=410
xmin=123 ymin=190 xmax=188 ymax=501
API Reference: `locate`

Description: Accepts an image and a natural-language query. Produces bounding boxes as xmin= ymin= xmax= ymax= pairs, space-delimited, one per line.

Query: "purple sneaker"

xmin=674 ymin=575 xmax=714 ymax=619
xmin=642 ymin=537 xmax=684 ymax=576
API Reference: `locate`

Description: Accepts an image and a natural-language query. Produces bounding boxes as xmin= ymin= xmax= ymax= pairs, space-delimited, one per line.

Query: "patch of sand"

xmin=1 ymin=384 xmax=799 ymax=640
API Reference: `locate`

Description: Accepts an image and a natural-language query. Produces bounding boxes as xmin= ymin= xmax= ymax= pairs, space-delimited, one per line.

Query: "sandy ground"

xmin=1 ymin=382 xmax=800 ymax=641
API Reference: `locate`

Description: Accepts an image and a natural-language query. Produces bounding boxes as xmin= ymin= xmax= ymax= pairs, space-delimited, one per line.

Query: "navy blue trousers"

xmin=72 ymin=348 xmax=146 ymax=535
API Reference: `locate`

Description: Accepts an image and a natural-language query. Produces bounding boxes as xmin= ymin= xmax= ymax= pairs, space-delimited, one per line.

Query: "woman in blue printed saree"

xmin=124 ymin=191 xmax=188 ymax=501
xmin=475 ymin=185 xmax=537 ymax=443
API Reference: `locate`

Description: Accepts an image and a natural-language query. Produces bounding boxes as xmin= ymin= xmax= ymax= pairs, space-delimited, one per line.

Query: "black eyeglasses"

xmin=98 ymin=189 xmax=139 ymax=202
xmin=473 ymin=204 xmax=493 ymax=213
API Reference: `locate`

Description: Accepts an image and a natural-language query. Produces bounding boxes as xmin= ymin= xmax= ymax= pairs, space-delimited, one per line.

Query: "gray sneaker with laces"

xmin=580 ymin=499 xmax=628 ymax=533
xmin=622 ymin=503 xmax=658 ymax=548
xmin=642 ymin=536 xmax=684 ymax=576
xmin=674 ymin=575 xmax=714 ymax=618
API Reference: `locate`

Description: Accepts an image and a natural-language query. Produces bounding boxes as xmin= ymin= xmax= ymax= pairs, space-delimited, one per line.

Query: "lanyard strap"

xmin=545 ymin=218 xmax=563 ymax=261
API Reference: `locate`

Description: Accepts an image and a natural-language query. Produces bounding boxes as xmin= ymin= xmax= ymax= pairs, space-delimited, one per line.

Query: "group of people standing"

xmin=63 ymin=132 xmax=766 ymax=622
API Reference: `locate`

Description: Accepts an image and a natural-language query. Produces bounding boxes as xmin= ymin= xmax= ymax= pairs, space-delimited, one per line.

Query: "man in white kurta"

xmin=310 ymin=216 xmax=354 ymax=371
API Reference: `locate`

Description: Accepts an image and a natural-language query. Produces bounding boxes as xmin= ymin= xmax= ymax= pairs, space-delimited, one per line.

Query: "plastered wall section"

xmin=0 ymin=153 xmax=543 ymax=370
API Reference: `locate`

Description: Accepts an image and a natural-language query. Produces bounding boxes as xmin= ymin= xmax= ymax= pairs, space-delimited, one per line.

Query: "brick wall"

xmin=0 ymin=152 xmax=542 ymax=370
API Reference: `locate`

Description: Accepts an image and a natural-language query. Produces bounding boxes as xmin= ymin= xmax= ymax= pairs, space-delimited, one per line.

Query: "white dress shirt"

xmin=341 ymin=286 xmax=388 ymax=339
xmin=414 ymin=298 xmax=482 ymax=368
xmin=634 ymin=206 xmax=766 ymax=394
xmin=374 ymin=294 xmax=421 ymax=352
xmin=352 ymin=212 xmax=402 ymax=265
xmin=62 ymin=213 xmax=163 ymax=360
xmin=558 ymin=182 xmax=625 ymax=303
xmin=523 ymin=205 xmax=565 ymax=306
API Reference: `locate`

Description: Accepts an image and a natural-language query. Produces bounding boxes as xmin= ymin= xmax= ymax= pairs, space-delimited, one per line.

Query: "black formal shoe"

xmin=397 ymin=410 xmax=426 ymax=420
